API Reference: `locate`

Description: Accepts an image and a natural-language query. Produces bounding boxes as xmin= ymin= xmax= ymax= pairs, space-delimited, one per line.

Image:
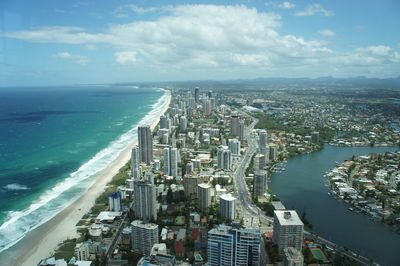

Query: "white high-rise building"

xmin=217 ymin=146 xmax=232 ymax=170
xmin=131 ymin=146 xmax=140 ymax=179
xmin=134 ymin=180 xmax=157 ymax=221
xmin=253 ymin=170 xmax=268 ymax=196
xmin=258 ymin=129 xmax=268 ymax=155
xmin=219 ymin=193 xmax=236 ymax=220
xmin=131 ymin=220 xmax=159 ymax=255
xmin=179 ymin=116 xmax=187 ymax=132
xmin=202 ymin=99 xmax=212 ymax=115
xmin=254 ymin=154 xmax=265 ymax=171
xmin=197 ymin=183 xmax=212 ymax=211
xmin=228 ymin=138 xmax=240 ymax=155
xmin=138 ymin=125 xmax=153 ymax=164
xmin=265 ymin=144 xmax=270 ymax=163
xmin=273 ymin=210 xmax=304 ymax=254
xmin=207 ymin=224 xmax=261 ymax=266
xmin=164 ymin=147 xmax=178 ymax=177
xmin=131 ymin=146 xmax=140 ymax=170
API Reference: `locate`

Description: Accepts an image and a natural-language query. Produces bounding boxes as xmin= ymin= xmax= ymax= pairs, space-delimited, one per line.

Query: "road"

xmin=232 ymin=117 xmax=272 ymax=224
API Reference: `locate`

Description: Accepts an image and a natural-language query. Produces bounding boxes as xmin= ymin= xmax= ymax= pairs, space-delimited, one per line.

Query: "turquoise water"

xmin=269 ymin=145 xmax=400 ymax=266
xmin=0 ymin=85 xmax=167 ymax=252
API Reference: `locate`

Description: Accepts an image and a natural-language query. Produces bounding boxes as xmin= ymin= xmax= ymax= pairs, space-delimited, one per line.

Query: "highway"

xmin=232 ymin=117 xmax=272 ymax=224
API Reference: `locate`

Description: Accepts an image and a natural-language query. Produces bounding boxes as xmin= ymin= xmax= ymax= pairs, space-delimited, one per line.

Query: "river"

xmin=269 ymin=145 xmax=400 ymax=266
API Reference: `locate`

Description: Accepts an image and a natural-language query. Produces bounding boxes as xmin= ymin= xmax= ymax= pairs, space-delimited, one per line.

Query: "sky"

xmin=0 ymin=0 xmax=399 ymax=86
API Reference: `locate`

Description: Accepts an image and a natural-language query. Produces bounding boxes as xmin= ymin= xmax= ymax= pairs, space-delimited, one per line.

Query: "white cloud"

xmin=3 ymin=26 xmax=109 ymax=44
xmin=355 ymin=46 xmax=392 ymax=57
xmin=318 ymin=29 xmax=335 ymax=37
xmin=113 ymin=4 xmax=159 ymax=18
xmin=115 ymin=51 xmax=137 ymax=64
xmin=3 ymin=5 xmax=399 ymax=78
xmin=294 ymin=4 xmax=334 ymax=16
xmin=84 ymin=44 xmax=98 ymax=50
xmin=52 ymin=52 xmax=88 ymax=65
xmin=278 ymin=2 xmax=296 ymax=9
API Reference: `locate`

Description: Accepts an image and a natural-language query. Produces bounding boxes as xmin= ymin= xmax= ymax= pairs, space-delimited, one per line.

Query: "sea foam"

xmin=0 ymin=89 xmax=170 ymax=252
xmin=3 ymin=184 xmax=30 ymax=191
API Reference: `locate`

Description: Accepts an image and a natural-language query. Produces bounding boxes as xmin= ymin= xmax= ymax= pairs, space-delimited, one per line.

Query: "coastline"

xmin=0 ymin=91 xmax=171 ymax=265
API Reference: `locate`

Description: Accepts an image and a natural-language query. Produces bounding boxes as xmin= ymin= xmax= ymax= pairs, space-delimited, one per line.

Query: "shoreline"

xmin=0 ymin=91 xmax=171 ymax=265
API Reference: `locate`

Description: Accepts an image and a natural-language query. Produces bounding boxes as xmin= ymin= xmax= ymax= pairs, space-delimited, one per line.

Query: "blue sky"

xmin=1 ymin=0 xmax=399 ymax=86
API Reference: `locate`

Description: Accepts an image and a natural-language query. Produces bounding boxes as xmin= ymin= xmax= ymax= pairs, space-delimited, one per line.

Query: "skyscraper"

xmin=217 ymin=146 xmax=232 ymax=170
xmin=253 ymin=170 xmax=268 ymax=196
xmin=202 ymin=98 xmax=212 ymax=116
xmin=131 ymin=220 xmax=159 ymax=255
xmin=228 ymin=138 xmax=240 ymax=155
xmin=183 ymin=174 xmax=201 ymax=200
xmin=138 ymin=125 xmax=153 ymax=164
xmin=230 ymin=115 xmax=240 ymax=136
xmin=207 ymin=224 xmax=261 ymax=266
xmin=238 ymin=120 xmax=245 ymax=141
xmin=131 ymin=146 xmax=140 ymax=179
xmin=253 ymin=154 xmax=265 ymax=171
xmin=159 ymin=115 xmax=170 ymax=130
xmin=311 ymin=131 xmax=319 ymax=143
xmin=269 ymin=144 xmax=278 ymax=162
xmin=164 ymin=147 xmax=178 ymax=177
xmin=219 ymin=193 xmax=236 ymax=220
xmin=134 ymin=180 xmax=157 ymax=221
xmin=197 ymin=183 xmax=212 ymax=211
xmin=273 ymin=210 xmax=304 ymax=254
xmin=258 ymin=129 xmax=268 ymax=155
xmin=108 ymin=191 xmax=122 ymax=212
xmin=194 ymin=87 xmax=200 ymax=103
xmin=179 ymin=116 xmax=187 ymax=132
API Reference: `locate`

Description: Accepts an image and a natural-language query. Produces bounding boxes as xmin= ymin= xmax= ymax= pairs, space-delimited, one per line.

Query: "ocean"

xmin=0 ymin=85 xmax=168 ymax=252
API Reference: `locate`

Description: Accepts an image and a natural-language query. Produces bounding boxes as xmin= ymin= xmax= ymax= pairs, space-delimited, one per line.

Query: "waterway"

xmin=269 ymin=145 xmax=400 ymax=266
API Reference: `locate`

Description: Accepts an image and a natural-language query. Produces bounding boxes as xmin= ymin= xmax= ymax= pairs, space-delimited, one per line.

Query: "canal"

xmin=269 ymin=145 xmax=400 ymax=266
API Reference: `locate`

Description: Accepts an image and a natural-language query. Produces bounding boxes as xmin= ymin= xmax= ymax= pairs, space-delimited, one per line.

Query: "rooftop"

xmin=274 ymin=210 xmax=303 ymax=226
xmin=198 ymin=183 xmax=212 ymax=189
xmin=131 ymin=220 xmax=158 ymax=230
xmin=220 ymin=193 xmax=236 ymax=201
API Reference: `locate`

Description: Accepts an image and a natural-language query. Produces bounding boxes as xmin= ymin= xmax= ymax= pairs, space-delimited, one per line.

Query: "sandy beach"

xmin=0 ymin=92 xmax=171 ymax=265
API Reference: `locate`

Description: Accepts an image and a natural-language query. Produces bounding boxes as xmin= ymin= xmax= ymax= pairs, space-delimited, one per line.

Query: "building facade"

xmin=134 ymin=180 xmax=157 ymax=221
xmin=131 ymin=220 xmax=159 ymax=255
xmin=138 ymin=125 xmax=153 ymax=164
xmin=217 ymin=146 xmax=232 ymax=171
xmin=219 ymin=193 xmax=236 ymax=220
xmin=197 ymin=183 xmax=212 ymax=211
xmin=207 ymin=224 xmax=261 ymax=266
xmin=253 ymin=170 xmax=268 ymax=196
xmin=273 ymin=210 xmax=304 ymax=254
xmin=228 ymin=138 xmax=241 ymax=155
xmin=164 ymin=146 xmax=178 ymax=177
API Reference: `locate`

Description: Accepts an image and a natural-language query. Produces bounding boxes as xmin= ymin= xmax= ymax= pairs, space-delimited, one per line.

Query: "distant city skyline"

xmin=1 ymin=0 xmax=399 ymax=86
